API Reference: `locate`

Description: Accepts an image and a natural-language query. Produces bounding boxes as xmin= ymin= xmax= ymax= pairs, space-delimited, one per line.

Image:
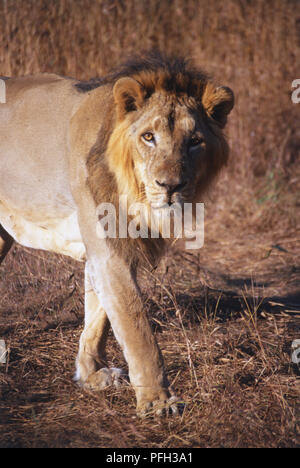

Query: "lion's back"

xmin=0 ymin=73 xmax=84 ymax=211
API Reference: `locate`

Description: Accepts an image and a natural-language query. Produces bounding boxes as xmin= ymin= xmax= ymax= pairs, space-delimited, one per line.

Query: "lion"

xmin=0 ymin=52 xmax=234 ymax=416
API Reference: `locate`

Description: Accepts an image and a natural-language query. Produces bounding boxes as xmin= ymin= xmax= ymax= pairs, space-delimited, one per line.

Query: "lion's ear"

xmin=202 ymin=84 xmax=234 ymax=128
xmin=113 ymin=77 xmax=146 ymax=120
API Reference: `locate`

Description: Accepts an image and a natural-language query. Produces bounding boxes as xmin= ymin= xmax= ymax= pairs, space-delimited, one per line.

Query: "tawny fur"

xmin=0 ymin=52 xmax=234 ymax=415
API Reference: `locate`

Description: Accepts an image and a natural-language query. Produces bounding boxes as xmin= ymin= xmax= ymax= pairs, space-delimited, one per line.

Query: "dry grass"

xmin=0 ymin=0 xmax=299 ymax=448
xmin=0 ymin=238 xmax=299 ymax=448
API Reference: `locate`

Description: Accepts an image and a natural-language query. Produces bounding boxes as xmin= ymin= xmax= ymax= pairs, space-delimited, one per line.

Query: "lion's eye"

xmin=142 ymin=132 xmax=155 ymax=144
xmin=189 ymin=136 xmax=205 ymax=148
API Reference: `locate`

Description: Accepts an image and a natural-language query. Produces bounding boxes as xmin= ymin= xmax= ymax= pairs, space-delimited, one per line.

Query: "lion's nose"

xmin=155 ymin=178 xmax=187 ymax=195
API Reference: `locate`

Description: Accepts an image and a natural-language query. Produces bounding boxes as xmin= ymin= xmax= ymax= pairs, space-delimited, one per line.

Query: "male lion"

xmin=0 ymin=52 xmax=234 ymax=416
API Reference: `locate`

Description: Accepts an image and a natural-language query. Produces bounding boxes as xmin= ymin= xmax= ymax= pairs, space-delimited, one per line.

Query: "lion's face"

xmin=130 ymin=92 xmax=221 ymax=209
xmin=109 ymin=76 xmax=234 ymax=208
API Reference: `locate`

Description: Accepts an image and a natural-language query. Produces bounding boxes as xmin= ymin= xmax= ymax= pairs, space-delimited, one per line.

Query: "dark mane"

xmin=75 ymin=76 xmax=107 ymax=92
xmin=75 ymin=51 xmax=208 ymax=97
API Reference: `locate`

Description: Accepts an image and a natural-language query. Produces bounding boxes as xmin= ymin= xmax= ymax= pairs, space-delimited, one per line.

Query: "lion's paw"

xmin=137 ymin=395 xmax=184 ymax=418
xmin=82 ymin=368 xmax=127 ymax=391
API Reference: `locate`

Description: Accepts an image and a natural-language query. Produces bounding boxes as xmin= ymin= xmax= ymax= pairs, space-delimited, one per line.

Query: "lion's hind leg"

xmin=0 ymin=224 xmax=14 ymax=264
xmin=75 ymin=265 xmax=127 ymax=390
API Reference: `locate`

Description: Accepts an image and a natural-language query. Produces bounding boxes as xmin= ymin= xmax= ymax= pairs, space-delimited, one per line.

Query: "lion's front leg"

xmin=75 ymin=264 xmax=126 ymax=390
xmin=86 ymin=254 xmax=180 ymax=417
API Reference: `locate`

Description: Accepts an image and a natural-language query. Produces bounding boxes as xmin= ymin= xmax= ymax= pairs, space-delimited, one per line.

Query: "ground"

xmin=0 ymin=207 xmax=299 ymax=448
